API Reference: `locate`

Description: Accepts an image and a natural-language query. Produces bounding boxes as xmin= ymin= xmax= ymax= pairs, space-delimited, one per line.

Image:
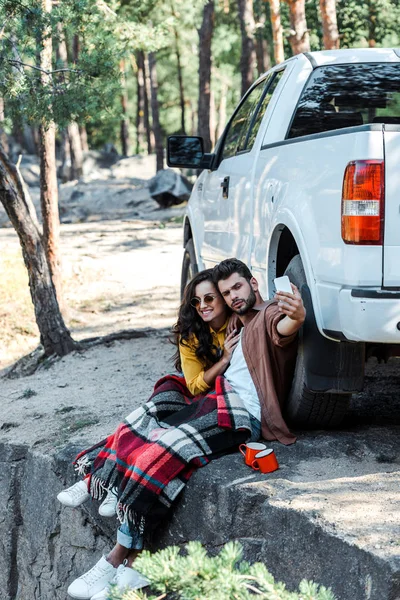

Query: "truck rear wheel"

xmin=181 ymin=239 xmax=198 ymax=298
xmin=284 ymin=255 xmax=351 ymax=428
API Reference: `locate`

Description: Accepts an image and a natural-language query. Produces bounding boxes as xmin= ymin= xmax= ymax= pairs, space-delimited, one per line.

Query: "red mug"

xmin=239 ymin=442 xmax=267 ymax=466
xmin=251 ymin=449 xmax=279 ymax=473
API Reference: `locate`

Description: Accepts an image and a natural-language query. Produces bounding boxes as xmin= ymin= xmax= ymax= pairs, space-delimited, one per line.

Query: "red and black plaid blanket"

xmin=74 ymin=374 xmax=251 ymax=529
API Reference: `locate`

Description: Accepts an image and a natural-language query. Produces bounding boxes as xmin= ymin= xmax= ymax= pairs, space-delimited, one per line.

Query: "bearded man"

xmin=212 ymin=258 xmax=306 ymax=445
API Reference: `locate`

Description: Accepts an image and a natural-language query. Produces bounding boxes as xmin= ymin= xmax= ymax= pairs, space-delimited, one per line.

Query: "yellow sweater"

xmin=179 ymin=320 xmax=228 ymax=395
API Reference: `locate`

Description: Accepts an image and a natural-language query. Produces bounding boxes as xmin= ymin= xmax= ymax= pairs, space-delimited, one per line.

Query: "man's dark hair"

xmin=213 ymin=258 xmax=253 ymax=283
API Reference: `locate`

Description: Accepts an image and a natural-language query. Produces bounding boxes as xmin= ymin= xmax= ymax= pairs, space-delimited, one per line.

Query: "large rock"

xmin=0 ymin=426 xmax=399 ymax=600
xmin=148 ymin=169 xmax=192 ymax=208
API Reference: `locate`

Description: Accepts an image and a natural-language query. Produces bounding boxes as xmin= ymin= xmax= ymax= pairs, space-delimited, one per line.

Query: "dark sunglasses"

xmin=190 ymin=294 xmax=218 ymax=308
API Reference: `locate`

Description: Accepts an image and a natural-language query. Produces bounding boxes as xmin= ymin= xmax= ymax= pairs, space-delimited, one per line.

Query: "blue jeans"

xmin=117 ymin=520 xmax=144 ymax=550
xmin=249 ymin=414 xmax=261 ymax=442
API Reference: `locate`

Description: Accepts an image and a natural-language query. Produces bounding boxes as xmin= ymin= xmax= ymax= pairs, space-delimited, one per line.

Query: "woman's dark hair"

xmin=172 ymin=269 xmax=228 ymax=372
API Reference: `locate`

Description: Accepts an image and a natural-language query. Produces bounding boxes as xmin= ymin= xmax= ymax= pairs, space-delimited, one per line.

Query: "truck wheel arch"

xmin=183 ymin=217 xmax=193 ymax=248
xmin=267 ymin=223 xmax=322 ymax=331
xmin=267 ymin=225 xmax=300 ymax=292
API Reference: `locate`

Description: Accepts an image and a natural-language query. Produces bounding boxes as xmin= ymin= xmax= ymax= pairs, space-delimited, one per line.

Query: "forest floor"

xmin=0 ymin=151 xmax=399 ymax=444
xmin=0 ymin=152 xmax=187 ymax=445
xmin=0 ymin=153 xmax=185 ymax=371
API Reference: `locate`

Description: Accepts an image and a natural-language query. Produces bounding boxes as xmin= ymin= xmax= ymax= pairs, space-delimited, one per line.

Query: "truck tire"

xmin=181 ymin=239 xmax=198 ymax=298
xmin=284 ymin=255 xmax=351 ymax=428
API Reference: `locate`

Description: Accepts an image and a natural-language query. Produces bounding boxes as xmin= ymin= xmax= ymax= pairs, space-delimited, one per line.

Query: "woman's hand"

xmin=202 ymin=329 xmax=240 ymax=388
xmin=222 ymin=329 xmax=241 ymax=362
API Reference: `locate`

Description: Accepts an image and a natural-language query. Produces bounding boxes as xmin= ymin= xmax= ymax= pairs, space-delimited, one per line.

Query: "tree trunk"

xmin=174 ymin=27 xmax=186 ymax=134
xmin=137 ymin=51 xmax=153 ymax=155
xmin=56 ymin=24 xmax=83 ymax=180
xmin=210 ymin=88 xmax=217 ymax=149
xmin=39 ymin=124 xmax=63 ymax=306
xmin=136 ymin=52 xmax=146 ymax=155
xmin=79 ymin=126 xmax=89 ymax=152
xmin=59 ymin=131 xmax=71 ymax=182
xmin=217 ymin=80 xmax=227 ymax=140
xmin=14 ymin=124 xmax=37 ymax=155
xmin=120 ymin=94 xmax=130 ymax=156
xmin=255 ymin=11 xmax=272 ymax=74
xmin=0 ymin=98 xmax=8 ymax=154
xmin=73 ymin=34 xmax=80 ymax=64
xmin=0 ymin=145 xmax=75 ymax=356
xmin=148 ymin=51 xmax=164 ymax=172
xmin=68 ymin=122 xmax=84 ymax=179
xmin=238 ymin=0 xmax=256 ymax=97
xmin=120 ymin=59 xmax=130 ymax=157
xmin=190 ymin=99 xmax=197 ymax=136
xmin=144 ymin=54 xmax=155 ymax=154
xmin=319 ymin=0 xmax=339 ymax=49
xmin=286 ymin=0 xmax=310 ymax=55
xmin=268 ymin=0 xmax=284 ymax=63
xmin=368 ymin=0 xmax=377 ymax=48
xmin=198 ymin=0 xmax=214 ymax=152
xmin=170 ymin=1 xmax=186 ymax=135
xmin=40 ymin=0 xmax=63 ymax=308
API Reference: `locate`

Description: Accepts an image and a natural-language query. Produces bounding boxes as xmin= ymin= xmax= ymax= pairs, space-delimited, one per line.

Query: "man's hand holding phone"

xmin=273 ymin=275 xmax=306 ymax=325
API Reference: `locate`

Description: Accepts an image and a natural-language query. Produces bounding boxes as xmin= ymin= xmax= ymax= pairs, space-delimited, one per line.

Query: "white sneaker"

xmin=68 ymin=556 xmax=117 ymax=599
xmin=98 ymin=488 xmax=118 ymax=517
xmin=90 ymin=563 xmax=149 ymax=600
xmin=57 ymin=480 xmax=90 ymax=508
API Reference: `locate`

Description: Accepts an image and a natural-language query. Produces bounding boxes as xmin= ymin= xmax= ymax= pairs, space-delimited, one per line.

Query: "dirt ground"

xmin=0 ymin=153 xmax=185 ymax=369
xmin=0 ymin=153 xmax=190 ymax=443
xmin=0 ymin=152 xmax=399 ymax=443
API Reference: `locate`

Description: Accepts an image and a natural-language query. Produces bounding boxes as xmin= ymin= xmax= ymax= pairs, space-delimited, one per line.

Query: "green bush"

xmin=108 ymin=541 xmax=336 ymax=600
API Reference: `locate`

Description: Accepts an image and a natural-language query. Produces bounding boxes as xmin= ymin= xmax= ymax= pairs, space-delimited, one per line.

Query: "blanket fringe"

xmin=89 ymin=475 xmax=107 ymax=501
xmin=74 ymin=455 xmax=92 ymax=476
xmin=117 ymin=502 xmax=145 ymax=534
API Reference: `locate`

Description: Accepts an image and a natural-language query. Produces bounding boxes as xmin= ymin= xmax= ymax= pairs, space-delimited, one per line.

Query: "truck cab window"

xmin=244 ymin=70 xmax=284 ymax=151
xmin=221 ymin=78 xmax=269 ymax=161
xmin=288 ymin=63 xmax=400 ymax=139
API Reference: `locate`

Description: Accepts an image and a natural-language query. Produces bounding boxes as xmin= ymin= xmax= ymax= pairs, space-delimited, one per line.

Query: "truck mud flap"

xmin=301 ymin=284 xmax=365 ymax=393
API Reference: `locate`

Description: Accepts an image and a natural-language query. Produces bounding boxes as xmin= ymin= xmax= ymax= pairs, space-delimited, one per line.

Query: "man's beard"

xmin=231 ymin=287 xmax=257 ymax=315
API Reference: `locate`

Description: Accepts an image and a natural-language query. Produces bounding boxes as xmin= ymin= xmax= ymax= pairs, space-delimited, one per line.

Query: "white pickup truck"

xmin=167 ymin=48 xmax=400 ymax=428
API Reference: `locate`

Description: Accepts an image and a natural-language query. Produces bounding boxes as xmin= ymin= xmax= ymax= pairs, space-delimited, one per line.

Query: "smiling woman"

xmin=173 ymin=269 xmax=240 ymax=396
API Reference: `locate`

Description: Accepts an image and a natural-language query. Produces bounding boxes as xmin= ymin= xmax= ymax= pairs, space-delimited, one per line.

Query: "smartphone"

xmin=273 ymin=275 xmax=293 ymax=295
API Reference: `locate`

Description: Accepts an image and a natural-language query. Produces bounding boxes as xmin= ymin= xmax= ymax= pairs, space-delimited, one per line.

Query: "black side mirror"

xmin=167 ymin=136 xmax=205 ymax=169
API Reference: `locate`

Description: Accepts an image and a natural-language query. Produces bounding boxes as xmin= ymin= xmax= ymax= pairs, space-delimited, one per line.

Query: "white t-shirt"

xmin=224 ymin=332 xmax=261 ymax=421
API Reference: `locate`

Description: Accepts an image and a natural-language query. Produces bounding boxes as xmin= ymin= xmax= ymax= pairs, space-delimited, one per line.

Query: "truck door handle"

xmin=221 ymin=176 xmax=230 ymax=199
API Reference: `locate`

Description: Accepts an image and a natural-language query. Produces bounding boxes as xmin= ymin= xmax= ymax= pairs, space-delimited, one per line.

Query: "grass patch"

xmin=18 ymin=388 xmax=37 ymax=399
xmin=55 ymin=406 xmax=76 ymax=414
xmin=55 ymin=412 xmax=100 ymax=447
xmin=67 ymin=417 xmax=100 ymax=432
xmin=61 ymin=412 xmax=100 ymax=434
xmin=167 ymin=215 xmax=185 ymax=225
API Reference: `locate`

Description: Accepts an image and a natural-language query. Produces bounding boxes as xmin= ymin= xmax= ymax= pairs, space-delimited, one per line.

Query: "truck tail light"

xmin=341 ymin=160 xmax=384 ymax=245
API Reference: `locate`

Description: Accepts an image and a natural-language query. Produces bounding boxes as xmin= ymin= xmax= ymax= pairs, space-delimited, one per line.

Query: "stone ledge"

xmin=0 ymin=426 xmax=399 ymax=599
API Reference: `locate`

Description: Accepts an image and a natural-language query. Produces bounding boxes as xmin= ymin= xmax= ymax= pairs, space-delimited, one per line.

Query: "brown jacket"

xmin=241 ymin=300 xmax=298 ymax=445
